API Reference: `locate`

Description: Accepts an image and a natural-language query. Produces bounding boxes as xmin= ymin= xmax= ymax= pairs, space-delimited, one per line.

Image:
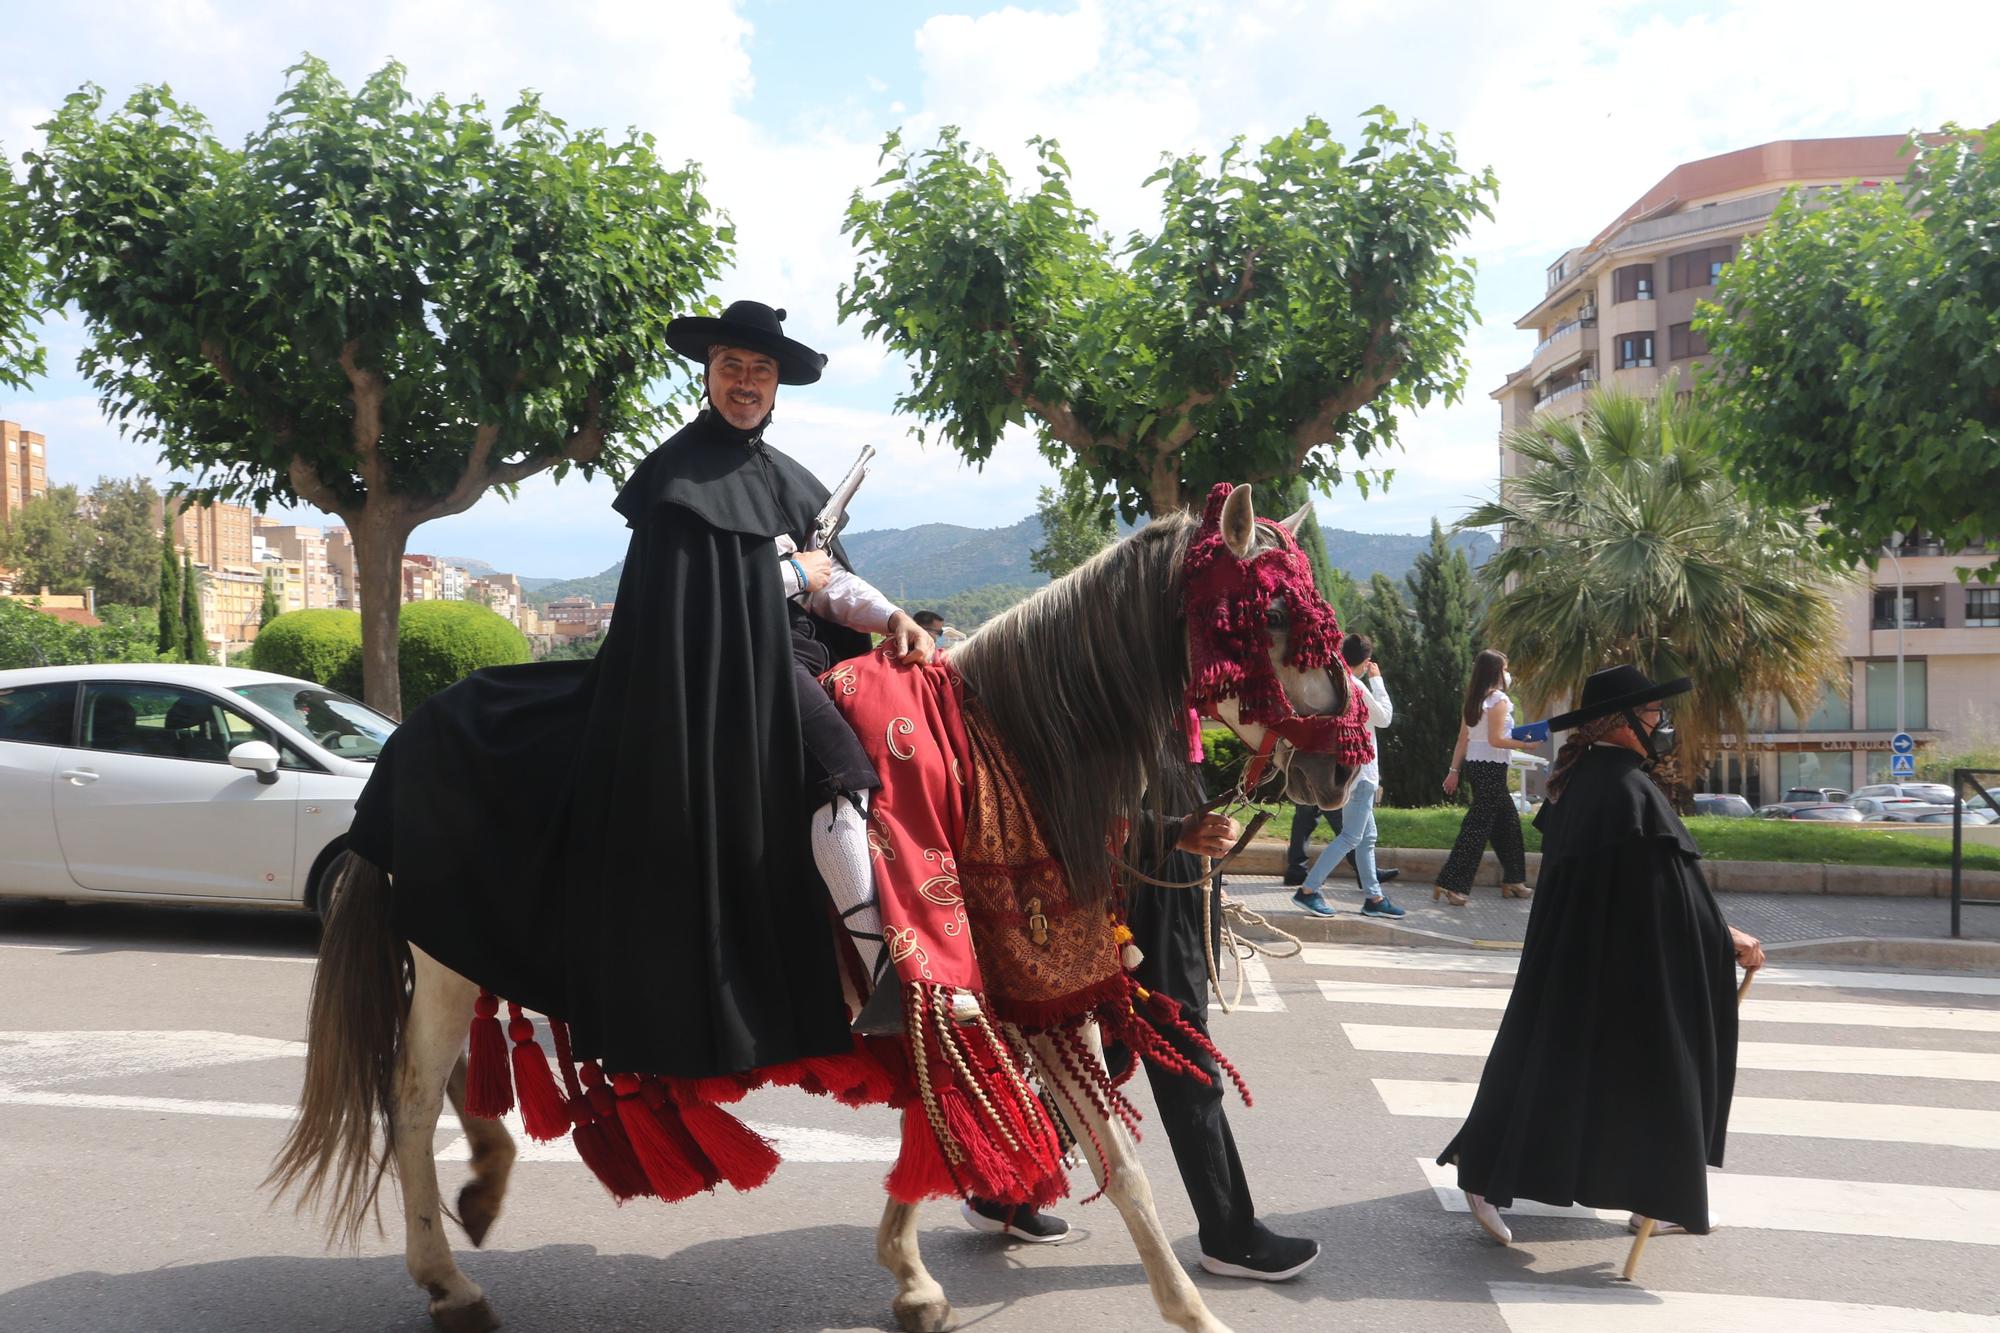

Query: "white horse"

xmin=269 ymin=484 xmax=1360 ymax=1332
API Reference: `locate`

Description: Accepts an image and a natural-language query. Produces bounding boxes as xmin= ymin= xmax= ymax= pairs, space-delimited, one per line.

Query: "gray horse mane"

xmin=951 ymin=512 xmax=1199 ymax=906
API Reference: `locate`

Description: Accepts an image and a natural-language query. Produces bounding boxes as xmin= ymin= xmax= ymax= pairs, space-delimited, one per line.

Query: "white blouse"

xmin=1464 ymin=690 xmax=1513 ymax=764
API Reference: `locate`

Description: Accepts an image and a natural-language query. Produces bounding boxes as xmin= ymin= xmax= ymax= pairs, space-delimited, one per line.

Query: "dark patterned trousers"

xmin=1438 ymin=759 xmax=1526 ymax=892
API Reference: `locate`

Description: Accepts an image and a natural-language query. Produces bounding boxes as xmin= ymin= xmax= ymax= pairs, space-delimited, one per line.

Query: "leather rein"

xmin=1114 ymin=729 xmax=1283 ymax=891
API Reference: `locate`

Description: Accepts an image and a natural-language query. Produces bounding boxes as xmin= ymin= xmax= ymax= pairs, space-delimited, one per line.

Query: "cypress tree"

xmin=157 ymin=521 xmax=180 ymax=656
xmin=1353 ymin=573 xmax=1425 ymax=798
xmin=179 ymin=553 xmax=208 ymax=664
xmin=1402 ymin=520 xmax=1482 ymax=802
xmin=260 ymin=569 xmax=282 ymax=627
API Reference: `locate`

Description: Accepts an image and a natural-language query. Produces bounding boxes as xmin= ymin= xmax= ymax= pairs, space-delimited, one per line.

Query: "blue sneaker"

xmin=1360 ymin=895 xmax=1406 ymax=918
xmin=1292 ymin=888 xmax=1336 ymax=917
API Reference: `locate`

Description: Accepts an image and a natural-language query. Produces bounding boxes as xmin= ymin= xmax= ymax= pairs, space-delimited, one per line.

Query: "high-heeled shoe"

xmin=1501 ymin=882 xmax=1533 ymax=900
xmin=1432 ymin=885 xmax=1469 ymax=907
xmin=1466 ymin=1192 xmax=1512 ymax=1245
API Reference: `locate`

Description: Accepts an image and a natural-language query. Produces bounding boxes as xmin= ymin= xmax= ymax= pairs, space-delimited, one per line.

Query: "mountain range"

xmin=500 ymin=519 xmax=1495 ymax=608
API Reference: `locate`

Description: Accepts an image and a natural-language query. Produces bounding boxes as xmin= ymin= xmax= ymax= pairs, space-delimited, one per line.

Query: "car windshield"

xmin=1795 ymin=805 xmax=1859 ymax=820
xmin=232 ymin=684 xmax=395 ymax=761
xmin=1783 ymin=789 xmax=1826 ymax=802
xmin=1905 ymin=785 xmax=1955 ymax=802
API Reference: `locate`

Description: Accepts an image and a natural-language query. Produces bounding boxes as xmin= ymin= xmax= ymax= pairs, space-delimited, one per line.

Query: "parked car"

xmin=1691 ymin=793 xmax=1755 ymax=818
xmin=1779 ymin=786 xmax=1850 ymax=807
xmin=1757 ymin=803 xmax=1864 ymax=822
xmin=1849 ymin=796 xmax=1945 ymax=822
xmin=1913 ymin=809 xmax=1998 ymax=825
xmin=0 ymin=664 xmax=393 ymax=916
xmin=1852 ymin=782 xmax=1958 ymax=805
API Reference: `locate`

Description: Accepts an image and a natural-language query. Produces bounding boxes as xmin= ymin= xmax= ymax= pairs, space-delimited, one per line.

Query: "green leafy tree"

xmin=157 ymin=520 xmax=180 ymax=655
xmin=0 ymin=598 xmax=155 ymax=669
xmin=85 ymin=476 xmax=162 ymax=607
xmin=1701 ymin=124 xmax=2000 ymax=576
xmin=179 ymin=552 xmax=208 ymax=664
xmin=0 ymin=485 xmax=90 ymax=594
xmin=260 ymin=569 xmax=282 ymax=627
xmin=1027 ymin=469 xmax=1116 ymax=578
xmin=1464 ymin=389 xmax=1848 ymax=793
xmin=25 ymin=59 xmax=730 ymax=715
xmin=840 ymin=112 xmax=1495 ymax=516
xmin=87 ymin=602 xmax=160 ymax=664
xmin=0 ymin=141 xmax=42 ymax=389
xmin=1349 ymin=572 xmax=1426 ymax=801
xmin=917 ymin=583 xmax=1039 ymax=631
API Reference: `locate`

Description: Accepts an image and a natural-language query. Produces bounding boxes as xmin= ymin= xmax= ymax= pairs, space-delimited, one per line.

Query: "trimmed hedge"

xmin=397 ymin=600 xmax=531 ymax=709
xmin=249 ymin=609 xmax=364 ymax=697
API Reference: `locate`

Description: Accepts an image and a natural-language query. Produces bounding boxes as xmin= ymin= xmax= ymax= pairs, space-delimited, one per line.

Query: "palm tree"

xmin=1463 ymin=385 xmax=1850 ymax=799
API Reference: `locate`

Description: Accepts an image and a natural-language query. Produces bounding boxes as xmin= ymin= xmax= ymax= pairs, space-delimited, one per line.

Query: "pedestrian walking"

xmin=1434 ymin=649 xmax=1535 ymax=906
xmin=1438 ymin=664 xmax=1764 ymax=1246
xmin=1293 ymin=633 xmax=1403 ymax=917
xmin=1281 ymin=806 xmax=1400 ymax=887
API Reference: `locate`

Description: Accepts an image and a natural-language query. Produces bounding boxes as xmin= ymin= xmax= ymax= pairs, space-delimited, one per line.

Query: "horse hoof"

xmin=431 ymin=1297 xmax=501 ymax=1333
xmin=457 ymin=1180 xmax=502 ymax=1248
xmin=893 ymin=1298 xmax=956 ymax=1333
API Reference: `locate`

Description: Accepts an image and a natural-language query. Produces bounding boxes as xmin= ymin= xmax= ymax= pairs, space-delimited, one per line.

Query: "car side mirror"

xmin=229 ymin=740 xmax=282 ymax=786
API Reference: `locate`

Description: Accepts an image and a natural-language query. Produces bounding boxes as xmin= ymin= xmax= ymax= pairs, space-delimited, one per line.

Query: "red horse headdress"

xmin=1184 ymin=483 xmax=1373 ymax=767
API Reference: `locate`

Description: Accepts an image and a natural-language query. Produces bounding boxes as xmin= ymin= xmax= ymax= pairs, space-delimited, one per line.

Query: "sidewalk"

xmin=1227 ymin=873 xmax=2000 ymax=970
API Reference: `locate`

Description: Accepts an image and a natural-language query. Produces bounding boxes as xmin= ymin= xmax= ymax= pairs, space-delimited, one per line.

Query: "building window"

xmin=1668 ymin=322 xmax=1710 ymax=360
xmin=1617 ymin=334 xmax=1655 ymax=369
xmin=1779 ymin=751 xmax=1850 ymax=794
xmin=1613 ymin=264 xmax=1655 ymax=303
xmin=1864 ymin=658 xmax=1927 ymax=731
xmin=1669 ymin=244 xmax=1736 ymax=292
xmin=1778 ymin=683 xmax=1852 ymax=733
xmin=1969 ymin=588 xmax=2000 ymax=628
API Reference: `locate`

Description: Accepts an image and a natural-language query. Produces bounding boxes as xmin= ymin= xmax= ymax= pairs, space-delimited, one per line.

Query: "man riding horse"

xmin=349 ymin=300 xmax=928 ymax=1077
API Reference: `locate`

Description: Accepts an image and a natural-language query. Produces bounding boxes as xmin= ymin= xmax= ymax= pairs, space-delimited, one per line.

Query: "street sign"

xmin=1891 ymin=753 xmax=1917 ymax=778
xmin=1891 ymin=732 xmax=1916 ymax=755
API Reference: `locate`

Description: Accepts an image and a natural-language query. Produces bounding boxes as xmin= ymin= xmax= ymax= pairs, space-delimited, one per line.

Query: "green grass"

xmin=1253 ymin=803 xmax=2000 ymax=872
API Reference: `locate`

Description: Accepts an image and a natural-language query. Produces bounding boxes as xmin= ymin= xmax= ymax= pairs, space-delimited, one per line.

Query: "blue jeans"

xmin=1303 ymin=777 xmax=1380 ymax=897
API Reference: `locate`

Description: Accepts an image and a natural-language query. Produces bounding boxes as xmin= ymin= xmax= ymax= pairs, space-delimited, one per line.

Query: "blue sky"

xmin=3 ymin=0 xmax=1993 ymax=579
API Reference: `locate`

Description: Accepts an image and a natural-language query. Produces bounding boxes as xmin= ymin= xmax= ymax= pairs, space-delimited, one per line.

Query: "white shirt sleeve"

xmin=1365 ymin=674 xmax=1392 ymax=728
xmin=771 ymin=533 xmax=899 ymax=635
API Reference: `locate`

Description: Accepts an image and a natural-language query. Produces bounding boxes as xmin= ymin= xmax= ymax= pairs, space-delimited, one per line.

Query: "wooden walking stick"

xmin=1622 ymin=964 xmax=1760 ymax=1282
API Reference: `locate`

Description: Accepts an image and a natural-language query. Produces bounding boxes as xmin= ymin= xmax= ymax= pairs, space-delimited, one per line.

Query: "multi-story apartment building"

xmin=324 ymin=528 xmax=358 ymax=610
xmin=402 ymin=556 xmax=441 ymax=604
xmin=1493 ymin=136 xmax=2000 ymax=802
xmin=1 ymin=420 xmax=48 ymax=528
xmin=256 ymin=522 xmax=336 ymax=611
xmin=168 ymin=498 xmax=264 ymax=656
xmin=468 ymin=573 xmax=524 ymax=628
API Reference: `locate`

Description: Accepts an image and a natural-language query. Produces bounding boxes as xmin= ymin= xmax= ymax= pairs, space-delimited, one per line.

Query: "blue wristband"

xmin=786 ymin=556 xmax=807 ymax=595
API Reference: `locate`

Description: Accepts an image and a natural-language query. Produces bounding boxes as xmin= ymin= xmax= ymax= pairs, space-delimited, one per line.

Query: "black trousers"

xmin=791 ymin=619 xmax=879 ymax=803
xmin=1438 ymin=759 xmax=1526 ymax=892
xmin=1121 ymin=864 xmax=1260 ymax=1259
xmin=1284 ymin=803 xmax=1342 ymax=879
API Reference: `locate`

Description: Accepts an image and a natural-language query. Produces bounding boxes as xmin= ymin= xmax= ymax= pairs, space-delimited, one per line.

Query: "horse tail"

xmin=265 ymin=851 xmax=411 ymax=1246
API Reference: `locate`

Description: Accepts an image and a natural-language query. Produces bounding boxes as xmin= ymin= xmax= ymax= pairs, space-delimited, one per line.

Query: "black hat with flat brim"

xmin=1547 ymin=664 xmax=1693 ymax=732
xmin=666 ymin=299 xmax=828 ymax=386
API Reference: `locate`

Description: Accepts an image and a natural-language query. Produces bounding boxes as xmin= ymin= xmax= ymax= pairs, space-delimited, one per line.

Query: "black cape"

xmin=349 ymin=409 xmax=869 ymax=1075
xmin=1436 ymin=745 xmax=1738 ymax=1232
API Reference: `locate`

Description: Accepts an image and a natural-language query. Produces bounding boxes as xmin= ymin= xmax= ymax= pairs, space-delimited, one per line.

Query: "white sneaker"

xmin=1466 ymin=1191 xmax=1512 ymax=1246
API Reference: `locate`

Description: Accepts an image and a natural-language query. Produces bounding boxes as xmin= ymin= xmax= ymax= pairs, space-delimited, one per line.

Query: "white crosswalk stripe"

xmin=1305 ymin=940 xmax=2000 ymax=1327
xmin=1486 ymin=1282 xmax=2000 ymax=1332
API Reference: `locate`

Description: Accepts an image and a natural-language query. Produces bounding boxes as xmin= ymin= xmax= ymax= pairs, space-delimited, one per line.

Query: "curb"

xmin=1228 ymin=914 xmax=2000 ymax=972
xmin=1237 ymin=839 xmax=2000 ymax=900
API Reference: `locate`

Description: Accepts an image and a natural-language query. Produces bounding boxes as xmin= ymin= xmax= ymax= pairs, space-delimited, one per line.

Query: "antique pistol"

xmin=808 ymin=444 xmax=875 ymax=551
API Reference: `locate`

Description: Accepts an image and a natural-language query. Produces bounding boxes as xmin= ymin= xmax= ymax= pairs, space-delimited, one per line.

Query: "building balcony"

xmin=1872 ymin=616 xmax=1946 ymax=631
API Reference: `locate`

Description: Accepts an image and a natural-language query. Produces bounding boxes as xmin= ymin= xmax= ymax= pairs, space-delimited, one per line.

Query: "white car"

xmin=0 ymin=664 xmax=394 ymax=916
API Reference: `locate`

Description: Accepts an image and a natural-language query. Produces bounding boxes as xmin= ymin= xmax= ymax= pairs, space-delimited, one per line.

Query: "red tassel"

xmin=885 ymin=1100 xmax=960 ymax=1203
xmin=577 ymin=1069 xmax=653 ymax=1202
xmin=940 ymin=1086 xmax=1026 ymax=1203
xmin=612 ymin=1073 xmax=711 ymax=1201
xmin=673 ymin=1097 xmax=780 ymax=1192
xmin=466 ymin=990 xmax=514 ymax=1119
xmin=800 ymin=1044 xmax=900 ymax=1108
xmin=506 ymin=1008 xmax=571 ymax=1142
xmin=686 ymin=1074 xmax=752 ymax=1105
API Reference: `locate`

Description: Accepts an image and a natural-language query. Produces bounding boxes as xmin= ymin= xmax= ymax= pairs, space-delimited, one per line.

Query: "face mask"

xmin=1502 ymin=671 xmax=1513 ymax=690
xmin=1625 ymin=708 xmax=1680 ymax=762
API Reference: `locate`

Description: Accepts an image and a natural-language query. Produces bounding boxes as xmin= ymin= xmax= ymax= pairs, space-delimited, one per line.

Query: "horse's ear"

xmin=1278 ymin=502 xmax=1316 ymax=537
xmin=1222 ymin=484 xmax=1256 ymax=559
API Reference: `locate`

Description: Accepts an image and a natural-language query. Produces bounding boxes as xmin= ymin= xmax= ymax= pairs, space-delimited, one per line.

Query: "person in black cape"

xmin=1436 ymin=664 xmax=1765 ymax=1243
xmin=347 ymin=300 xmax=933 ymax=1078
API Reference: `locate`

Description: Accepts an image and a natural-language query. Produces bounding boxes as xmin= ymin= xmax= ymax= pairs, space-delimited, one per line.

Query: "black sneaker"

xmin=1375 ymin=867 xmax=1401 ymax=883
xmin=961 ymin=1196 xmax=1071 ymax=1244
xmin=1199 ymin=1229 xmax=1319 ymax=1282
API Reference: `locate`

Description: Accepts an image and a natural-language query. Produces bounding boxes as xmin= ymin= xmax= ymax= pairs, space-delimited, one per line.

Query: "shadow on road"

xmin=0 ymin=899 xmax=321 ymax=959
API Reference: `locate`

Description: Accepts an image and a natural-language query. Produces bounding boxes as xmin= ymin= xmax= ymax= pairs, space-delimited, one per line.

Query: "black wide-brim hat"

xmin=1547 ymin=663 xmax=1693 ymax=732
xmin=666 ymin=299 xmax=827 ymax=386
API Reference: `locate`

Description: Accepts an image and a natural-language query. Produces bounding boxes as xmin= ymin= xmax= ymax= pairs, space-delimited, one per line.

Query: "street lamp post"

xmin=1887 ymin=548 xmax=1906 ymax=779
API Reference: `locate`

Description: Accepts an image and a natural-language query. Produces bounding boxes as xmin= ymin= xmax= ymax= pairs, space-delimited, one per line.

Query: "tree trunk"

xmin=1147 ymin=456 xmax=1186 ymax=516
xmin=353 ymin=511 xmax=412 ymax=719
